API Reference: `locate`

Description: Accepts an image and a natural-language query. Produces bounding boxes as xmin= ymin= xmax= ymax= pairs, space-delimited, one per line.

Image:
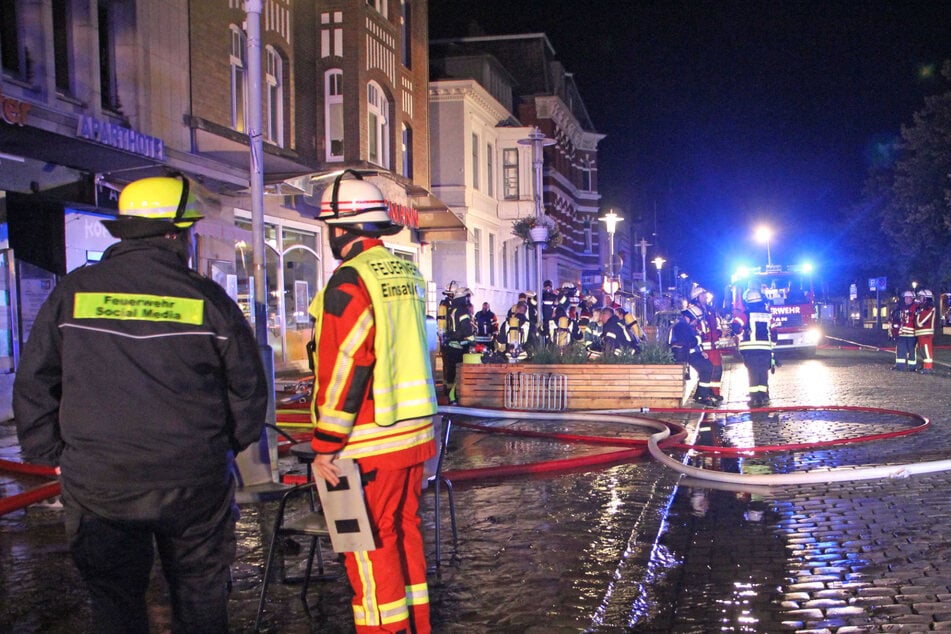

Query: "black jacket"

xmin=13 ymin=237 xmax=268 ymax=492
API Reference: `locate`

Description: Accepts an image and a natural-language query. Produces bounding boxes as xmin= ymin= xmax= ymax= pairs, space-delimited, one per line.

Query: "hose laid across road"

xmin=440 ymin=404 xmax=941 ymax=487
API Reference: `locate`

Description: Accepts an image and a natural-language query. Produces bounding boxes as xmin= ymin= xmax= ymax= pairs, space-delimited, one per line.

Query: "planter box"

xmin=457 ymin=362 xmax=690 ymax=410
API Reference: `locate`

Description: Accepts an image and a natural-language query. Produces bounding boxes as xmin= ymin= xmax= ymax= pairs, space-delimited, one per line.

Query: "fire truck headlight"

xmin=804 ymin=327 xmax=822 ymax=345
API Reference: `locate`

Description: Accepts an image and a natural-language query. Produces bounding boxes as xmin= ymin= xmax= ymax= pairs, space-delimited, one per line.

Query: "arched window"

xmin=325 ymin=69 xmax=344 ymax=161
xmin=230 ymin=25 xmax=247 ymax=132
xmin=367 ymin=81 xmax=390 ymax=168
xmin=265 ymin=45 xmax=284 ymax=147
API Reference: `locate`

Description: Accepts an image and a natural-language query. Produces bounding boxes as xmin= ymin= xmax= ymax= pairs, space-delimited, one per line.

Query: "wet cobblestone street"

xmin=2 ymin=328 xmax=950 ymax=632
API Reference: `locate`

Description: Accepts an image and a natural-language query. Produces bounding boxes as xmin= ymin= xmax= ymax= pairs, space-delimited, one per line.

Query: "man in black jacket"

xmin=13 ymin=175 xmax=268 ymax=633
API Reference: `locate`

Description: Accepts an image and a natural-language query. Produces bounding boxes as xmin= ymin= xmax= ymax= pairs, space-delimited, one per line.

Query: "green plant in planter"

xmin=511 ymin=215 xmax=564 ymax=249
xmin=525 ymin=339 xmax=675 ymax=365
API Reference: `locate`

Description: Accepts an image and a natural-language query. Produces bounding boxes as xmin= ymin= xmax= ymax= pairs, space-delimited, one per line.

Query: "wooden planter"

xmin=456 ymin=362 xmax=689 ymax=410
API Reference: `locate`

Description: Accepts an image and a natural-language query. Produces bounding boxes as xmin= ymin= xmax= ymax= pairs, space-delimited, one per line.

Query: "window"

xmin=230 ymin=25 xmax=247 ymax=132
xmin=235 ymin=216 xmax=321 ymax=368
xmin=400 ymin=0 xmax=411 ymax=67
xmin=471 ymin=133 xmax=480 ymax=190
xmin=584 ymin=218 xmax=593 ymax=253
xmin=486 ymin=143 xmax=494 ymax=197
xmin=367 ymin=81 xmax=390 ymax=168
xmin=473 ymin=227 xmax=482 ymax=285
xmin=321 ymin=12 xmax=343 ymax=58
xmin=325 ymin=70 xmax=344 ymax=160
xmin=265 ymin=46 xmax=284 ymax=146
xmin=401 ymin=123 xmax=414 ymax=178
xmin=502 ymin=241 xmax=509 ymax=287
xmin=98 ymin=2 xmax=119 ymax=111
xmin=0 ymin=0 xmax=21 ymax=77
xmin=488 ymin=233 xmax=496 ymax=286
xmin=503 ymin=148 xmax=519 ymax=200
xmin=367 ymin=0 xmax=388 ymax=18
xmin=53 ymin=1 xmax=72 ymax=93
xmin=582 ymin=165 xmax=592 ymax=191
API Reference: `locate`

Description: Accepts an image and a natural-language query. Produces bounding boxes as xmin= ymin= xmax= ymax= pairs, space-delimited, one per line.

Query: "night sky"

xmin=429 ymin=0 xmax=951 ymax=293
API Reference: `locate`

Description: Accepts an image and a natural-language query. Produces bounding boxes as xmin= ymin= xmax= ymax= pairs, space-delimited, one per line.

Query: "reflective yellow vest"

xmin=309 ymin=247 xmax=436 ymax=462
xmin=339 ymin=247 xmax=436 ymax=426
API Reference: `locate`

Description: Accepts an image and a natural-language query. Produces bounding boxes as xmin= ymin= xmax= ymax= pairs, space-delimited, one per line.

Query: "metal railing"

xmin=503 ymin=372 xmax=568 ymax=411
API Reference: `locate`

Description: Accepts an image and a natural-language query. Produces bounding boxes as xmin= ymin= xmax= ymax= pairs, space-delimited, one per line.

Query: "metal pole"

xmin=246 ymin=0 xmax=267 ymax=345
xmin=244 ymin=0 xmax=277 ymax=482
xmin=518 ymin=127 xmax=554 ymax=340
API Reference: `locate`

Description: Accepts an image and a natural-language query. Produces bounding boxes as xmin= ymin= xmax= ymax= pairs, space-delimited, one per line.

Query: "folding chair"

xmin=428 ymin=415 xmax=458 ymax=568
xmin=254 ymin=481 xmax=335 ymax=631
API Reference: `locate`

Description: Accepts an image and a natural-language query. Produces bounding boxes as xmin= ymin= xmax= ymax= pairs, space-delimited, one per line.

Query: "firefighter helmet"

xmin=103 ymin=174 xmax=202 ymax=238
xmin=319 ymin=170 xmax=402 ymax=236
xmin=902 ymin=290 xmax=915 ymax=300
xmin=917 ymin=289 xmax=933 ymax=300
xmin=443 ymin=280 xmax=458 ymax=297
xmin=454 ymin=287 xmax=472 ymax=298
xmin=689 ymin=286 xmax=706 ymax=301
xmin=743 ymin=289 xmax=763 ymax=304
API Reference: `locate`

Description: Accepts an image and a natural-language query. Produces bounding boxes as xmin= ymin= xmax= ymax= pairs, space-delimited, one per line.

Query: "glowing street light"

xmin=652 ymin=256 xmax=666 ymax=294
xmin=599 ymin=209 xmax=623 ymax=296
xmin=755 ymin=225 xmax=773 ymax=267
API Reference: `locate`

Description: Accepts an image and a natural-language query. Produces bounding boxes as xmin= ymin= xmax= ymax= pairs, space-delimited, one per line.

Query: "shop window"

xmin=235 ymin=218 xmax=321 ymax=368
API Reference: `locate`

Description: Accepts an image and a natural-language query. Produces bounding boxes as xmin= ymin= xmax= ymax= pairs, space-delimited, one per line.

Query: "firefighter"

xmin=443 ymin=287 xmax=475 ymax=403
xmin=598 ymin=306 xmax=635 ymax=356
xmin=690 ymin=286 xmax=724 ymax=403
xmin=499 ymin=300 xmax=531 ymax=360
xmin=890 ymin=290 xmax=918 ymax=371
xmin=436 ymin=281 xmax=457 ymax=346
xmin=732 ymin=289 xmax=774 ymax=407
xmin=541 ymin=280 xmax=557 ymax=339
xmin=13 ymin=175 xmax=269 ymax=632
xmin=474 ymin=301 xmax=499 ymax=347
xmin=309 ymin=170 xmax=437 ymax=633
xmin=915 ymin=289 xmax=936 ymax=374
xmin=670 ymin=304 xmax=718 ymax=406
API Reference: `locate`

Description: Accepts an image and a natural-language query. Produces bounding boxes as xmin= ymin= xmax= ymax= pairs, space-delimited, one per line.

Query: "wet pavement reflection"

xmin=2 ymin=341 xmax=951 ymax=632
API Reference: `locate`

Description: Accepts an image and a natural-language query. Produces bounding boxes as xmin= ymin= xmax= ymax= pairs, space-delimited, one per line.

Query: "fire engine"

xmin=726 ymin=263 xmax=823 ymax=355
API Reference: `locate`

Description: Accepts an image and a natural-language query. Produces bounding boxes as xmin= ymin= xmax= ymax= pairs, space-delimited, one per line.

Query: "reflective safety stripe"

xmin=353 ymin=550 xmax=381 ymax=625
xmin=405 ymin=582 xmax=430 ymax=606
xmin=74 ymin=292 xmax=204 ymax=325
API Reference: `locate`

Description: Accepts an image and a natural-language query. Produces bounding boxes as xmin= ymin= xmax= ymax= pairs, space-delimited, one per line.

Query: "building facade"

xmin=429 ymin=34 xmax=605 ymax=310
xmin=0 ymin=0 xmax=456 ymax=416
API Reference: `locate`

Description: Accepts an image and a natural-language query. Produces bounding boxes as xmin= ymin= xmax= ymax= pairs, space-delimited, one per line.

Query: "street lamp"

xmin=518 ymin=127 xmax=556 ymax=339
xmin=755 ymin=225 xmax=773 ymax=267
xmin=599 ymin=209 xmax=623 ymax=298
xmin=652 ymin=256 xmax=666 ymax=295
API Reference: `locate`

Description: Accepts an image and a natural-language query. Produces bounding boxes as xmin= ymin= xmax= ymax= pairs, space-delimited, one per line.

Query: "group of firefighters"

xmin=435 ymin=280 xmax=646 ymax=402
xmin=889 ymin=288 xmax=937 ymax=373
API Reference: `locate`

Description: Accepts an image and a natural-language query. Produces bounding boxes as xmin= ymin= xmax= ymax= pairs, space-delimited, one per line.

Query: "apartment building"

xmin=429 ymin=33 xmax=605 ymax=312
xmin=0 ymin=0 xmax=453 ymax=415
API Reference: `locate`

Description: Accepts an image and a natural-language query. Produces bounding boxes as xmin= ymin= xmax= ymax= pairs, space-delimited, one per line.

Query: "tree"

xmin=879 ymin=61 xmax=951 ymax=289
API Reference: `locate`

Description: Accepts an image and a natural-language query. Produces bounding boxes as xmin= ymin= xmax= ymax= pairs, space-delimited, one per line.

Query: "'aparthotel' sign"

xmin=77 ymin=115 xmax=166 ymax=161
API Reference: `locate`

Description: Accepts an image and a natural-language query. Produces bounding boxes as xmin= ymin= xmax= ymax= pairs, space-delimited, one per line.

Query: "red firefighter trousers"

xmin=347 ymin=463 xmax=430 ymax=633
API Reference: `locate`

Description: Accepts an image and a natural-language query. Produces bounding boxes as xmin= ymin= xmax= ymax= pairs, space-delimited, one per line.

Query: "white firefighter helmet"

xmin=918 ymin=289 xmax=933 ymax=300
xmin=319 ymin=170 xmax=402 ymax=235
xmin=443 ymin=280 xmax=458 ymax=297
xmin=104 ymin=174 xmax=202 ymax=238
xmin=454 ymin=287 xmax=472 ymax=298
xmin=685 ymin=304 xmax=704 ymax=321
xmin=743 ymin=289 xmax=763 ymax=304
xmin=902 ymin=290 xmax=915 ymax=300
xmin=689 ymin=286 xmax=706 ymax=301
